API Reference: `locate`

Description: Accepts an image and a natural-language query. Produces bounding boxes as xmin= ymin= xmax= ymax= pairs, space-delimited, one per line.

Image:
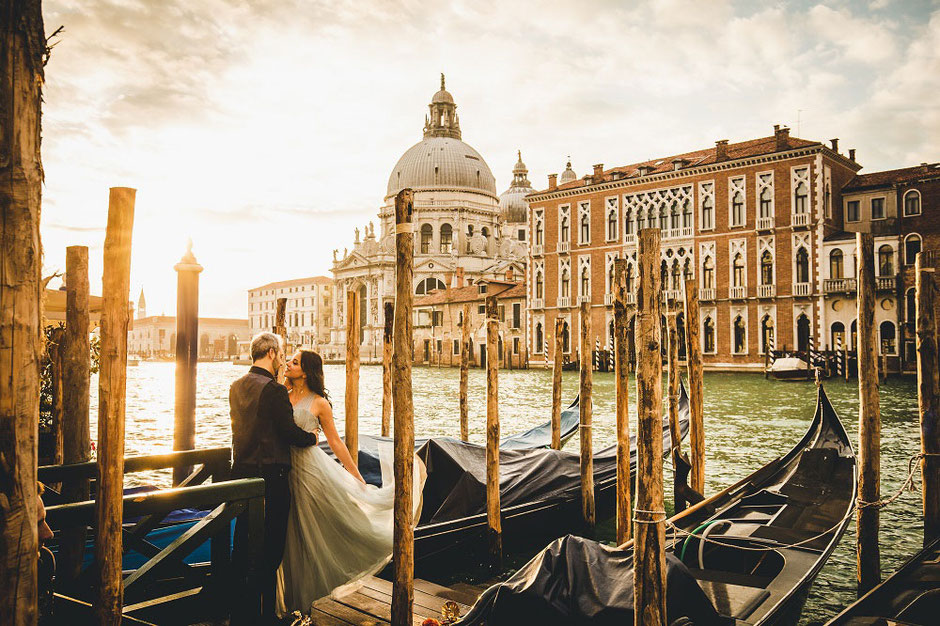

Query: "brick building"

xmin=413 ymin=269 xmax=527 ymax=368
xmin=525 ymin=126 xmax=894 ymax=371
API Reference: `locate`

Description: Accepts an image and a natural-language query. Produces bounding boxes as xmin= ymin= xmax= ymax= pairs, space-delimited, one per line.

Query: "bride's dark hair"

xmin=299 ymin=350 xmax=331 ymax=404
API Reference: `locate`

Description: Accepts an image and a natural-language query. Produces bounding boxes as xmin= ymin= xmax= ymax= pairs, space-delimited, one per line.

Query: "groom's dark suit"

xmin=230 ymin=366 xmax=317 ymax=623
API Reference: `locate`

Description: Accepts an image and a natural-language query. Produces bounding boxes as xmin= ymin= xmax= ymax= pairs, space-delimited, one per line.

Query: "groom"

xmin=230 ymin=332 xmax=319 ymax=624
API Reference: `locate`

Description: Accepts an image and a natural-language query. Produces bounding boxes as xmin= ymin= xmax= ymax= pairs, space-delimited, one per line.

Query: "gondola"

xmin=456 ymin=383 xmax=855 ymax=625
xmin=411 ymin=382 xmax=690 ymax=572
xmin=825 ymin=536 xmax=940 ymax=625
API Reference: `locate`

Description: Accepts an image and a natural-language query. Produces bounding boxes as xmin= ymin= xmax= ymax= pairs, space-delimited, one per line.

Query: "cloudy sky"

xmin=40 ymin=0 xmax=939 ymax=317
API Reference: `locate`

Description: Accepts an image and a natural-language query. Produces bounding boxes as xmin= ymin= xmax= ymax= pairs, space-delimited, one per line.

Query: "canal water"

xmin=92 ymin=361 xmax=924 ymax=623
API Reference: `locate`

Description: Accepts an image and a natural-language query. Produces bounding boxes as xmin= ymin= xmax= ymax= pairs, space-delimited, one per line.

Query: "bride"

xmin=276 ymin=349 xmax=425 ymax=616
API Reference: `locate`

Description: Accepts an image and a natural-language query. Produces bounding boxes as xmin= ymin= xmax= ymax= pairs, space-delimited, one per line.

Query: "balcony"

xmin=557 ymin=296 xmax=571 ymax=308
xmin=824 ymin=278 xmax=857 ymax=294
xmin=699 ymin=288 xmax=716 ymax=301
xmin=876 ymin=276 xmax=897 ymax=291
xmin=604 ymin=293 xmax=614 ymax=306
xmin=757 ymin=216 xmax=774 ymax=231
xmin=791 ymin=212 xmax=810 ymax=228
xmin=623 ymin=233 xmax=637 ymax=247
xmin=557 ymin=241 xmax=570 ymax=254
xmin=663 ymin=226 xmax=694 ymax=241
xmin=794 ymin=282 xmax=812 ymax=296
xmin=578 ymin=295 xmax=591 ymax=305
xmin=532 ymin=244 xmax=544 ymax=257
xmin=729 ymin=285 xmax=746 ymax=299
xmin=624 ymin=292 xmax=636 ymax=306
xmin=758 ymin=284 xmax=776 ymax=298
xmin=664 ymin=289 xmax=682 ymax=302
xmin=531 ymin=298 xmax=544 ymax=309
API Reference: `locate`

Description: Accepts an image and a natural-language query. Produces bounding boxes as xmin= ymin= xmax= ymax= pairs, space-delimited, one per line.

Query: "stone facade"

xmin=247 ymin=276 xmax=333 ymax=349
xmin=128 ymin=315 xmax=249 ymax=359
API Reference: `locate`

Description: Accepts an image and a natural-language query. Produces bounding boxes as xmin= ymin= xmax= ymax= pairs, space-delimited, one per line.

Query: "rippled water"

xmin=90 ymin=362 xmax=924 ymax=623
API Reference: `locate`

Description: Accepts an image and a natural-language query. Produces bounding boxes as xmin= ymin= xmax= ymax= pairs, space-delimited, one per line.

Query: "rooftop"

xmin=414 ymin=280 xmax=524 ymax=307
xmin=249 ymin=276 xmax=332 ymax=292
xmin=844 ymin=162 xmax=940 ymax=191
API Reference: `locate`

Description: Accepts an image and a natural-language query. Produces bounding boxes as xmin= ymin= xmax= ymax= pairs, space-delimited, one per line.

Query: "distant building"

xmin=128 ymin=315 xmax=249 ymax=359
xmin=137 ymin=287 xmax=147 ymax=319
xmin=247 ymin=276 xmax=333 ymax=349
xmin=413 ymin=270 xmax=527 ymax=368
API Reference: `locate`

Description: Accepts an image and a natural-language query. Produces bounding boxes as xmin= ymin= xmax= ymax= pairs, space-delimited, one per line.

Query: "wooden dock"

xmin=308 ymin=576 xmax=482 ymax=625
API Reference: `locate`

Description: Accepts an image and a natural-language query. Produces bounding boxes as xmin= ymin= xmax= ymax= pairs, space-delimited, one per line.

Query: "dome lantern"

xmin=424 ymin=73 xmax=461 ymax=140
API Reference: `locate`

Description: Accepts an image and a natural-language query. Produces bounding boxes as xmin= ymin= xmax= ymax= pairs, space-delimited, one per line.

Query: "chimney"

xmin=849 ymin=148 xmax=856 ymax=162
xmin=830 ymin=138 xmax=839 ymax=153
xmin=456 ymin=267 xmax=465 ymax=288
xmin=593 ymin=163 xmax=604 ymax=179
xmin=548 ymin=173 xmax=558 ymax=190
xmin=774 ymin=126 xmax=790 ymax=151
xmin=715 ymin=140 xmax=729 ymax=162
xmin=506 ymin=267 xmax=514 ymax=282
xmin=638 ymin=165 xmax=653 ymax=176
xmin=773 ymin=124 xmax=780 ymax=133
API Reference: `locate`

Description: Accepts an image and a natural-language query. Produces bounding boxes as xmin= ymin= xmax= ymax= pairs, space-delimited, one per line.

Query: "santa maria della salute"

xmin=322 ymin=74 xmax=533 ymax=360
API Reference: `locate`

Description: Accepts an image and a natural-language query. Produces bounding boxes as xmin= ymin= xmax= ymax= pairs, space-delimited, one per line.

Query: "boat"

xmin=456 ymin=382 xmax=856 ymax=625
xmin=824 ymin=536 xmax=940 ymax=625
xmin=767 ymin=356 xmax=813 ymax=381
xmin=127 ymin=357 xmax=140 ymax=366
xmin=410 ymin=383 xmax=690 ymax=572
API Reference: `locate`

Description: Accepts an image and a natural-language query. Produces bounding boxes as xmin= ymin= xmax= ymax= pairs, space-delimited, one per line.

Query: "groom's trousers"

xmin=231 ymin=463 xmax=292 ymax=624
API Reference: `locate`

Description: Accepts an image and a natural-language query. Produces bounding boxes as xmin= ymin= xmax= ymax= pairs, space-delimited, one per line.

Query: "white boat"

xmin=767 ymin=356 xmax=812 ymax=380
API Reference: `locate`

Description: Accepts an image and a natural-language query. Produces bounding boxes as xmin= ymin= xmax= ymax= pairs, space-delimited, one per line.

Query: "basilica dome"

xmin=386 ymin=75 xmax=497 ymax=200
xmin=499 ymin=150 xmax=533 ymax=224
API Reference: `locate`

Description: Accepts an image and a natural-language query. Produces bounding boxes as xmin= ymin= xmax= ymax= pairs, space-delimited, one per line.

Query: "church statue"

xmin=354 ymin=227 xmax=360 ymax=243
xmin=332 ymin=249 xmax=338 ymax=262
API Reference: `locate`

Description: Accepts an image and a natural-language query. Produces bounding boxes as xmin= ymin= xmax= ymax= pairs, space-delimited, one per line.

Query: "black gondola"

xmin=456 ymin=383 xmax=855 ymax=625
xmin=825 ymin=536 xmax=940 ymax=625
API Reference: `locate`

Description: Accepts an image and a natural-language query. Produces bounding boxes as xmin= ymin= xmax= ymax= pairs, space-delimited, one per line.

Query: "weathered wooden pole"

xmin=391 ymin=189 xmax=415 ymax=626
xmin=684 ymin=278 xmax=705 ymax=494
xmin=50 ymin=326 xmax=66 ymax=469
xmin=96 ymin=187 xmax=136 ymax=625
xmin=345 ymin=288 xmax=360 ymax=466
xmin=550 ymin=317 xmax=564 ymax=450
xmin=485 ymin=295 xmax=503 ymax=568
xmin=856 ymin=232 xmax=882 ymax=595
xmin=59 ymin=246 xmax=92 ymax=584
xmin=844 ymin=342 xmax=850 ymax=381
xmin=274 ymin=297 xmax=287 ymax=383
xmin=0 ymin=2 xmax=44 ymax=620
xmin=634 ymin=228 xmax=666 ymax=625
xmin=915 ymin=252 xmax=939 ymax=545
xmin=459 ymin=302 xmax=471 ymax=441
xmin=173 ymin=242 xmax=202 ymax=485
xmin=381 ymin=301 xmax=393 ymax=438
xmin=579 ymin=300 xmax=595 ymax=533
xmin=666 ymin=307 xmax=682 ymax=458
xmin=613 ymin=259 xmax=632 ymax=544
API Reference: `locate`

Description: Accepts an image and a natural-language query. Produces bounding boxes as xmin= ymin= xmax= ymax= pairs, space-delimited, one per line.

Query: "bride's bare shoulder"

xmin=311 ymin=395 xmax=333 ymax=415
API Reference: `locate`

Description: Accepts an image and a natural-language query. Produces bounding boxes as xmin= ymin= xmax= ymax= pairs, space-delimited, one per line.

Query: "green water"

xmin=99 ymin=362 xmax=925 ymax=623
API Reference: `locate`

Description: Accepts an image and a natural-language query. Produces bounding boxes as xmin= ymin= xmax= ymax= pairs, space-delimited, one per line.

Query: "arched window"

xmin=880 ymin=321 xmax=896 ymax=355
xmin=683 ymin=259 xmax=693 ymax=283
xmin=661 ymin=260 xmax=668 ymax=286
xmin=760 ymin=187 xmax=772 ymax=218
xmin=624 ymin=209 xmax=634 ymax=236
xmin=535 ymin=270 xmax=544 ymax=299
xmin=560 ymin=268 xmax=570 ymax=298
xmin=732 ymin=192 xmax=744 ymax=226
xmin=703 ymin=317 xmax=716 ymax=353
xmin=420 ymin=223 xmax=433 ymax=254
xmin=732 ymin=253 xmax=745 ymax=287
xmin=481 ymin=227 xmax=489 ymax=239
xmin=831 ymin=321 xmax=845 ymax=350
xmin=761 ymin=315 xmax=775 ymax=354
xmin=671 ymin=261 xmax=681 ymax=291
xmin=676 ymin=313 xmax=687 ymax=358
xmin=625 ymin=264 xmax=635 ymax=293
xmin=560 ymin=215 xmax=570 ymax=242
xmin=670 ymin=202 xmax=680 ymax=230
xmin=702 ymin=257 xmax=715 ymax=289
xmin=682 ymin=200 xmax=693 ymax=228
xmin=733 ymin=315 xmax=746 ymax=354
xmin=878 ymin=245 xmax=895 ymax=277
xmin=608 ymin=263 xmax=615 ymax=293
xmin=906 ymin=288 xmax=916 ymax=323
xmin=607 ymin=210 xmax=617 ymax=241
xmin=760 ymin=251 xmax=773 ymax=285
xmin=415 ymin=277 xmax=446 ymax=295
xmin=797 ymin=314 xmax=811 ymax=353
xmin=905 ymin=233 xmax=922 ymax=265
xmin=535 ymin=220 xmax=544 ymax=245
xmin=830 ymin=249 xmax=844 ymax=279
xmin=440 ymin=223 xmax=453 ymax=254
xmin=659 ymin=207 xmax=668 ymax=231
xmin=904 ymin=190 xmax=922 ymax=216
xmin=702 ymin=196 xmax=714 ymax=230
xmin=796 ymin=247 xmax=810 ymax=283
xmin=580 ymin=214 xmax=590 ymax=243
xmin=535 ymin=323 xmax=543 ymax=354
xmin=794 ymin=181 xmax=808 ymax=214
xmin=562 ymin=321 xmax=570 ymax=353
xmin=581 ymin=266 xmax=590 ymax=298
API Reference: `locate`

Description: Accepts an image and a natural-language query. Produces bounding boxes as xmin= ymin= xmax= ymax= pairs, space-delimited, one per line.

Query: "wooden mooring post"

xmin=634 ymin=229 xmax=666 ymax=625
xmin=486 ymin=296 xmax=503 ymax=568
xmin=667 ymin=303 xmax=685 ymax=514
xmin=173 ymin=242 xmax=202 ymax=485
xmin=391 ymin=189 xmax=415 ymax=626
xmin=274 ymin=297 xmax=287 ymax=383
xmin=59 ymin=246 xmax=93 ymax=584
xmin=346 ymin=288 xmax=361 ymax=466
xmin=856 ymin=232 xmax=882 ymax=595
xmin=684 ymin=278 xmax=705 ymax=494
xmin=382 ymin=302 xmax=393 ymax=438
xmin=96 ymin=187 xmax=136 ymax=624
xmin=550 ymin=317 xmax=564 ymax=450
xmin=459 ymin=302 xmax=471 ymax=441
xmin=916 ymin=252 xmax=939 ymax=545
xmin=579 ymin=300 xmax=595 ymax=533
xmin=613 ymin=259 xmax=632 ymax=544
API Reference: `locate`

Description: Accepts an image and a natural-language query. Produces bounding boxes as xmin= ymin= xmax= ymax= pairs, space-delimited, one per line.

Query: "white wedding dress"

xmin=276 ymin=394 xmax=426 ymax=616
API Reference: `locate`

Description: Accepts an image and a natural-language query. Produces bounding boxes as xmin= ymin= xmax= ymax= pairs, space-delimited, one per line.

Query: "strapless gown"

xmin=276 ymin=394 xmax=426 ymax=616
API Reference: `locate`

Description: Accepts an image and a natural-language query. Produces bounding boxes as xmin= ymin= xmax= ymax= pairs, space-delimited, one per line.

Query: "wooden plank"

xmin=313 ymin=596 xmax=387 ymax=625
xmin=486 ymin=295 xmax=503 ymax=567
xmin=459 ymin=302 xmax=470 ymax=441
xmin=613 ymin=258 xmax=632 ymax=544
xmin=579 ymin=300 xmax=595 ymax=532
xmin=915 ymin=252 xmax=939 ymax=545
xmin=382 ymin=302 xmax=393 ymax=438
xmin=551 ymin=316 xmax=564 ymax=450
xmin=335 ymin=590 xmax=424 ymax=624
xmin=309 ymin=607 xmax=358 ymax=625
xmin=346 ymin=288 xmax=361 ymax=466
xmin=684 ymin=277 xmax=706 ymax=494
xmin=39 ymin=446 xmax=231 ymax=483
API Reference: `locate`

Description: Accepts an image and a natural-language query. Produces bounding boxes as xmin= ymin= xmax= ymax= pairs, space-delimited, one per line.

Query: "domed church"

xmin=328 ymin=75 xmax=528 ymax=360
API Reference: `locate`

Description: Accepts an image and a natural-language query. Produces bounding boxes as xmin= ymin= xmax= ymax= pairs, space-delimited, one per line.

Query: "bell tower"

xmin=423 ymin=73 xmax=462 ymax=140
